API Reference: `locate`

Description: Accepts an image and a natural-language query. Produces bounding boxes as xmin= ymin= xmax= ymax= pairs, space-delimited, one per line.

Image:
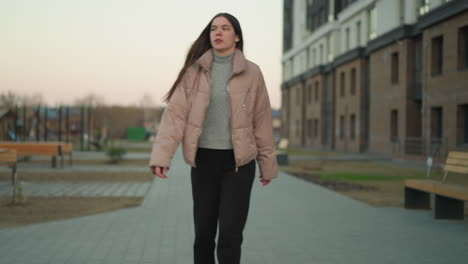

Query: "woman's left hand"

xmin=260 ymin=177 xmax=271 ymax=186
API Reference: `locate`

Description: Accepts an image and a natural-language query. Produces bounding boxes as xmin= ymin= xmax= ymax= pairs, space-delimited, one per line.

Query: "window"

xmin=340 ymin=115 xmax=345 ymax=139
xmin=312 ymin=48 xmax=316 ymax=67
xmin=300 ymin=54 xmax=307 ymax=72
xmin=431 ymin=107 xmax=443 ymax=139
xmin=283 ymin=0 xmax=294 ymax=51
xmin=319 ymin=44 xmax=323 ymax=64
xmin=340 ymin=72 xmax=346 ymax=97
xmin=431 ymin=36 xmax=443 ymax=76
xmin=308 ymin=84 xmax=313 ymax=104
xmin=306 ymin=0 xmax=313 ymax=31
xmin=308 ymin=47 xmax=314 ymax=68
xmin=457 ymin=104 xmax=468 ymax=145
xmin=341 ymin=0 xmax=358 ymax=9
xmin=314 ymin=119 xmax=319 ymax=138
xmin=320 ymin=8 xmax=326 ymax=24
xmin=419 ymin=0 xmax=430 ymax=16
xmin=327 ymin=34 xmax=333 ymax=61
xmin=368 ymin=7 xmax=377 ymax=40
xmin=314 ymin=81 xmax=320 ymax=101
xmin=289 ymin=59 xmax=294 ymax=78
xmin=390 ymin=110 xmax=398 ymax=142
xmin=308 ymin=119 xmax=313 ymax=138
xmin=306 ymin=0 xmax=329 ymax=32
xmin=391 ymin=52 xmax=399 ymax=84
xmin=345 ymin=28 xmax=350 ymax=50
xmin=458 ymin=25 xmax=468 ymax=70
xmin=465 ymin=106 xmax=468 ymax=144
xmin=350 ymin=68 xmax=356 ymax=95
xmin=399 ymin=0 xmax=405 ymax=25
xmin=356 ymin=21 xmax=361 ymax=47
xmin=350 ymin=114 xmax=356 ymax=140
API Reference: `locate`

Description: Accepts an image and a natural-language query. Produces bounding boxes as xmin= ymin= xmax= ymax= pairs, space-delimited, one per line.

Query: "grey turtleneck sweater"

xmin=198 ymin=52 xmax=234 ymax=149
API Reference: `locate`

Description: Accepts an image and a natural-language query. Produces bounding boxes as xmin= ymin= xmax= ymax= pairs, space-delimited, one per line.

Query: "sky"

xmin=0 ymin=0 xmax=283 ymax=109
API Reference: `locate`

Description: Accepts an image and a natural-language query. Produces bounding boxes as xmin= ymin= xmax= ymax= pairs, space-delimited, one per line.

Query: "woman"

xmin=149 ymin=12 xmax=278 ymax=264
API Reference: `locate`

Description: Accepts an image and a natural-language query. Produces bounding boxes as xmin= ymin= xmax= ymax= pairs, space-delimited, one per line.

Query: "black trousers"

xmin=191 ymin=148 xmax=256 ymax=264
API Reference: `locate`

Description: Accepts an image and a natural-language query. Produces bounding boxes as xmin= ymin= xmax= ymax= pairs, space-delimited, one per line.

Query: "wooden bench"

xmin=276 ymin=138 xmax=289 ymax=165
xmin=405 ymin=151 xmax=468 ymax=220
xmin=0 ymin=148 xmax=18 ymax=185
xmin=0 ymin=142 xmax=73 ymax=168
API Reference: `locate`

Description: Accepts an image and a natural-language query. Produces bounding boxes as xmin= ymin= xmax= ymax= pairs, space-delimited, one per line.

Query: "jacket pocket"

xmin=242 ymin=87 xmax=252 ymax=109
xmin=182 ymin=124 xmax=202 ymax=166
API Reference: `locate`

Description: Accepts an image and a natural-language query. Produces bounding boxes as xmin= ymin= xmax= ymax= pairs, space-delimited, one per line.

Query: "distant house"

xmin=272 ymin=109 xmax=281 ymax=143
xmin=0 ymin=108 xmax=17 ymax=141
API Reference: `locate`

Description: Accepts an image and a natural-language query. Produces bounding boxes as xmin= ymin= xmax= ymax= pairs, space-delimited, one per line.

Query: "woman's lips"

xmin=215 ymin=39 xmax=223 ymax=44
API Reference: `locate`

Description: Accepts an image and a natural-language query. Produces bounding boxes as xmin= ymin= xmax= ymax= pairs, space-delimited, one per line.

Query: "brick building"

xmin=282 ymin=0 xmax=468 ymax=158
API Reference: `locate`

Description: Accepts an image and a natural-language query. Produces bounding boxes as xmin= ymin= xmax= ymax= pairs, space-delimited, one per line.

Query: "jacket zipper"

xmin=226 ymin=72 xmax=241 ymax=173
xmin=192 ymin=70 xmax=210 ymax=168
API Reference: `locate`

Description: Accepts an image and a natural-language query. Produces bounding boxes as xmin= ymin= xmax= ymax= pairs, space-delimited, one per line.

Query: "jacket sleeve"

xmin=253 ymin=69 xmax=278 ymax=181
xmin=148 ymin=71 xmax=191 ymax=169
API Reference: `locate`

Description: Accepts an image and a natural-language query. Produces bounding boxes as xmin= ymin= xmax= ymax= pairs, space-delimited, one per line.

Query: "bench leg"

xmin=11 ymin=166 xmax=17 ymax=186
xmin=276 ymin=153 xmax=289 ymax=165
xmin=51 ymin=156 xmax=57 ymax=168
xmin=405 ymin=187 xmax=430 ymax=209
xmin=434 ymin=195 xmax=464 ymax=220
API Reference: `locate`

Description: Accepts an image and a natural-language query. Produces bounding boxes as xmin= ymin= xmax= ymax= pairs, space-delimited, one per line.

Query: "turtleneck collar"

xmin=195 ymin=48 xmax=247 ymax=76
xmin=213 ymin=51 xmax=234 ymax=64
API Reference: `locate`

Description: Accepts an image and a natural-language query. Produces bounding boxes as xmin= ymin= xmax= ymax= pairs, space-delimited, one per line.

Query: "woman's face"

xmin=210 ymin=16 xmax=239 ymax=56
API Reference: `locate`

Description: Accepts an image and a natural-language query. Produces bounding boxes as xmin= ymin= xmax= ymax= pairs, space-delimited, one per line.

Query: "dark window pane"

xmin=391 ymin=52 xmax=399 ymax=84
xmin=390 ymin=110 xmax=398 ymax=142
xmin=465 ymin=106 xmax=468 ymax=143
xmin=431 ymin=36 xmax=443 ymax=76
xmin=315 ymin=81 xmax=319 ymax=101
xmin=431 ymin=107 xmax=443 ymax=139
xmin=458 ymin=25 xmax=468 ymax=69
xmin=340 ymin=72 xmax=346 ymax=97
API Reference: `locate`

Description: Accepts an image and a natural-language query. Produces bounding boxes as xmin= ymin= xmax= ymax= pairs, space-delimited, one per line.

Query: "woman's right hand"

xmin=151 ymin=166 xmax=169 ymax=179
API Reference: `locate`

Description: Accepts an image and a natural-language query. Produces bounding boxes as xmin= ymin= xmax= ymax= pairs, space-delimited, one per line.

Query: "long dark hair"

xmin=163 ymin=13 xmax=244 ymax=102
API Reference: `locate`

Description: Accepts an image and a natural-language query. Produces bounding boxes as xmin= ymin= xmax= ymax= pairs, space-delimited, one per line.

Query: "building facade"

xmin=282 ymin=0 xmax=468 ymax=158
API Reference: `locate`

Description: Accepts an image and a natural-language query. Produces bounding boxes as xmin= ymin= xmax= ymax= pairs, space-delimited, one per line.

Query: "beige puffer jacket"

xmin=149 ymin=48 xmax=278 ymax=180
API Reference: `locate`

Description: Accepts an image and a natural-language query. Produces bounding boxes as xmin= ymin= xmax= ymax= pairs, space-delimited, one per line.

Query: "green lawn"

xmin=285 ymin=148 xmax=342 ymax=156
xmin=320 ymin=172 xmax=415 ymax=181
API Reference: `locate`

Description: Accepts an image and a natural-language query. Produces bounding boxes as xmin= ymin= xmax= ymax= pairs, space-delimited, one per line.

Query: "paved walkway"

xmin=0 ymin=182 xmax=151 ymax=197
xmin=1 ymin=147 xmax=468 ymax=263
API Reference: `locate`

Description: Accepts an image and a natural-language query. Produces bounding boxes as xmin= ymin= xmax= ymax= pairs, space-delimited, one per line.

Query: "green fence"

xmin=127 ymin=127 xmax=146 ymax=141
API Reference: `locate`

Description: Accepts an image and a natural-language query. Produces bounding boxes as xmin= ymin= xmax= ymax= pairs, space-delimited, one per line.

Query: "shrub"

xmin=106 ymin=146 xmax=127 ymax=163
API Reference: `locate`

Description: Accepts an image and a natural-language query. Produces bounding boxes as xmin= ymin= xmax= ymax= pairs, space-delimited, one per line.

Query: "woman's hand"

xmin=259 ymin=176 xmax=271 ymax=186
xmin=151 ymin=166 xmax=169 ymax=179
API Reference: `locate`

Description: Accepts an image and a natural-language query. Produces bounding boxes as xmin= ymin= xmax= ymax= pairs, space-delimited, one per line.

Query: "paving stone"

xmin=0 ymin=182 xmax=151 ymax=197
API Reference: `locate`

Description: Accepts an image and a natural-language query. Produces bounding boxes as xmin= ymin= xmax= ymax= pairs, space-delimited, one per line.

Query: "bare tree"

xmin=0 ymin=90 xmax=21 ymax=108
xmin=21 ymin=93 xmax=45 ymax=107
xmin=73 ymin=93 xmax=106 ymax=107
xmin=139 ymin=91 xmax=155 ymax=122
xmin=0 ymin=91 xmax=45 ymax=108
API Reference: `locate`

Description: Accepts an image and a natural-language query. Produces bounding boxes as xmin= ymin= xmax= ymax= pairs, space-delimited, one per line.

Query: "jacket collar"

xmin=195 ymin=48 xmax=247 ymax=76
